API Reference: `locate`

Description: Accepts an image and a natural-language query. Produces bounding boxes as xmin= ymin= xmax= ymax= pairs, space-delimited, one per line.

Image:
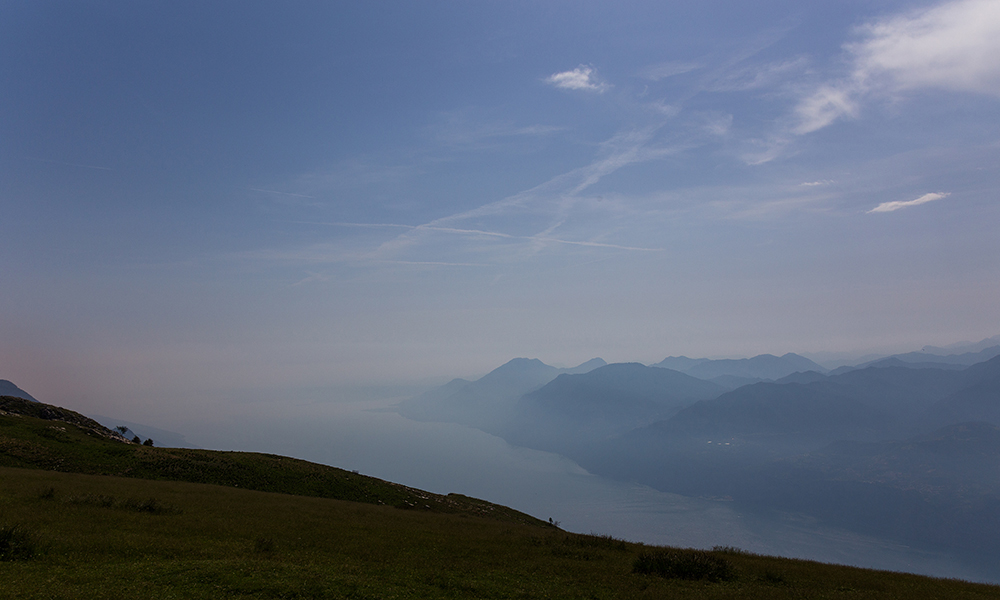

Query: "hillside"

xmin=1 ymin=398 xmax=998 ymax=598
xmin=4 ymin=468 xmax=999 ymax=599
xmin=0 ymin=395 xmax=542 ymax=525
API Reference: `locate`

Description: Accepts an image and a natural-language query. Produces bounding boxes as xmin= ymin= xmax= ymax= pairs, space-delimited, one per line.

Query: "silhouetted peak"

xmin=490 ymin=358 xmax=552 ymax=374
xmin=0 ymin=379 xmax=37 ymax=403
xmin=564 ymin=358 xmax=607 ymax=374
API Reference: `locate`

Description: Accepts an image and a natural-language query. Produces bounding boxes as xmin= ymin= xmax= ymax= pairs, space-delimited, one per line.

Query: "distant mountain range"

xmin=396 ymin=357 xmax=607 ymax=431
xmin=922 ymin=334 xmax=1000 ymax=355
xmin=396 ymin=339 xmax=1000 ymax=568
xmin=830 ymin=344 xmax=1000 ymax=374
xmin=501 ymin=362 xmax=724 ymax=454
xmin=652 ymin=352 xmax=826 ymax=383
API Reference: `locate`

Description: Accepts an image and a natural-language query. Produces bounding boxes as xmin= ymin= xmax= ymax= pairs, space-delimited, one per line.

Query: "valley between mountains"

xmin=398 ymin=343 xmax=1000 ymax=576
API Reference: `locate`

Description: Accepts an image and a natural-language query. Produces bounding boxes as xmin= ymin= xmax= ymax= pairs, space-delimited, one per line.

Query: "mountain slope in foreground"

xmin=0 ymin=395 xmax=540 ymax=524
xmin=2 ymin=396 xmax=999 ymax=599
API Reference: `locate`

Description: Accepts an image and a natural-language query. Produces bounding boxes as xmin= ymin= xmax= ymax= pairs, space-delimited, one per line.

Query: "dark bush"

xmin=0 ymin=525 xmax=37 ymax=561
xmin=633 ymin=549 xmax=735 ymax=582
xmin=757 ymin=570 xmax=787 ymax=585
xmin=567 ymin=533 xmax=631 ymax=552
xmin=120 ymin=497 xmax=176 ymax=514
xmin=65 ymin=494 xmax=181 ymax=515
xmin=712 ymin=545 xmax=751 ymax=555
xmin=143 ymin=438 xmax=154 ymax=447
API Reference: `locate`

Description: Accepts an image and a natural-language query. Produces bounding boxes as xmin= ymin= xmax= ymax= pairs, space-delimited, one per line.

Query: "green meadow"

xmin=1 ymin=398 xmax=998 ymax=599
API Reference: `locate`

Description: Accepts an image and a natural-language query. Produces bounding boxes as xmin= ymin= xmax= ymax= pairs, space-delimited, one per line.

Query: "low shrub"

xmin=64 ymin=494 xmax=181 ymax=515
xmin=119 ymin=496 xmax=177 ymax=514
xmin=569 ymin=533 xmax=631 ymax=552
xmin=633 ymin=549 xmax=735 ymax=582
xmin=711 ymin=545 xmax=752 ymax=555
xmin=0 ymin=525 xmax=37 ymax=561
xmin=253 ymin=537 xmax=276 ymax=554
xmin=757 ymin=570 xmax=787 ymax=585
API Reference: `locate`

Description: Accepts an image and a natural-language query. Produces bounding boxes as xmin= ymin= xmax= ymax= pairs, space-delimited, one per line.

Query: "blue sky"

xmin=2 ymin=1 xmax=999 ymax=421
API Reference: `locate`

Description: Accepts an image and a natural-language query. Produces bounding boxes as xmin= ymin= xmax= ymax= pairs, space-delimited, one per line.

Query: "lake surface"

xmin=181 ymin=395 xmax=995 ymax=584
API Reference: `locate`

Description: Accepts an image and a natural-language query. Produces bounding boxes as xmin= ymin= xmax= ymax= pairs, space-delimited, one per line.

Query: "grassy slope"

xmin=1 ymin=397 xmax=999 ymax=599
xmin=3 ymin=467 xmax=1000 ymax=599
xmin=0 ymin=396 xmax=541 ymax=525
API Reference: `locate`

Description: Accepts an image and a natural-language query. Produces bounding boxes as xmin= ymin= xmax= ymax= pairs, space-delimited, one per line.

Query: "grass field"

xmin=1 ymin=397 xmax=999 ymax=599
xmin=4 ymin=467 xmax=1000 ymax=599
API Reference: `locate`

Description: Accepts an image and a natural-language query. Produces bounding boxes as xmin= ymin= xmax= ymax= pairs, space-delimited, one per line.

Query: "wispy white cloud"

xmin=639 ymin=61 xmax=702 ymax=81
xmin=527 ymin=237 xmax=661 ymax=252
xmin=358 ymin=126 xmax=672 ymax=263
xmin=291 ymin=272 xmax=331 ymax=286
xmin=372 ymin=260 xmax=487 ymax=267
xmin=415 ymin=127 xmax=670 ymax=229
xmin=800 ymin=180 xmax=833 ymax=187
xmin=431 ymin=111 xmax=565 ymax=148
xmin=792 ymin=84 xmax=860 ymax=134
xmin=851 ymin=0 xmax=1000 ymax=96
xmin=741 ymin=135 xmax=793 ymax=166
xmin=402 ymin=224 xmax=662 ymax=252
xmin=648 ymin=101 xmax=682 ymax=117
xmin=703 ymin=113 xmax=734 ymax=137
xmin=868 ymin=192 xmax=950 ymax=213
xmin=722 ymin=195 xmax=827 ymax=220
xmin=793 ymin=0 xmax=1000 ymax=135
xmin=545 ymin=65 xmax=610 ymax=92
xmin=704 ymin=57 xmax=809 ymax=92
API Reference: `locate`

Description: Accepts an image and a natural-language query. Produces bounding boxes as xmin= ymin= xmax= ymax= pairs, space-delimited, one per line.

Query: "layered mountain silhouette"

xmin=829 ymin=344 xmax=1000 ymax=375
xmin=653 ymin=352 xmax=826 ymax=383
xmin=396 ymin=357 xmax=606 ymax=431
xmin=397 ymin=340 xmax=1000 ymax=564
xmin=922 ymin=334 xmax=1000 ymax=355
xmin=921 ymin=354 xmax=1000 ymax=427
xmin=501 ymin=363 xmax=724 ymax=453
xmin=0 ymin=379 xmax=37 ymax=402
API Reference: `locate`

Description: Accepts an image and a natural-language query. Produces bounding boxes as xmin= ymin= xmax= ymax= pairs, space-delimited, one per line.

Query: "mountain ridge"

xmin=652 ymin=352 xmax=827 ymax=381
xmin=0 ymin=379 xmax=37 ymax=402
xmin=396 ymin=356 xmax=606 ymax=430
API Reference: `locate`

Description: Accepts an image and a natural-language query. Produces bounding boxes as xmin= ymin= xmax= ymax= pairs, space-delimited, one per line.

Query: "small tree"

xmin=132 ymin=435 xmax=141 ymax=444
xmin=142 ymin=438 xmax=154 ymax=447
xmin=114 ymin=425 xmax=129 ymax=435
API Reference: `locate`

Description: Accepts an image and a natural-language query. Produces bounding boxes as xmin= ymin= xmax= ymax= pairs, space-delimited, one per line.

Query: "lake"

xmin=177 ymin=394 xmax=994 ymax=584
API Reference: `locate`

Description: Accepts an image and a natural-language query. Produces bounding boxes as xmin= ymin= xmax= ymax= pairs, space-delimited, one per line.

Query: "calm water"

xmin=181 ymin=395 xmax=994 ymax=584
